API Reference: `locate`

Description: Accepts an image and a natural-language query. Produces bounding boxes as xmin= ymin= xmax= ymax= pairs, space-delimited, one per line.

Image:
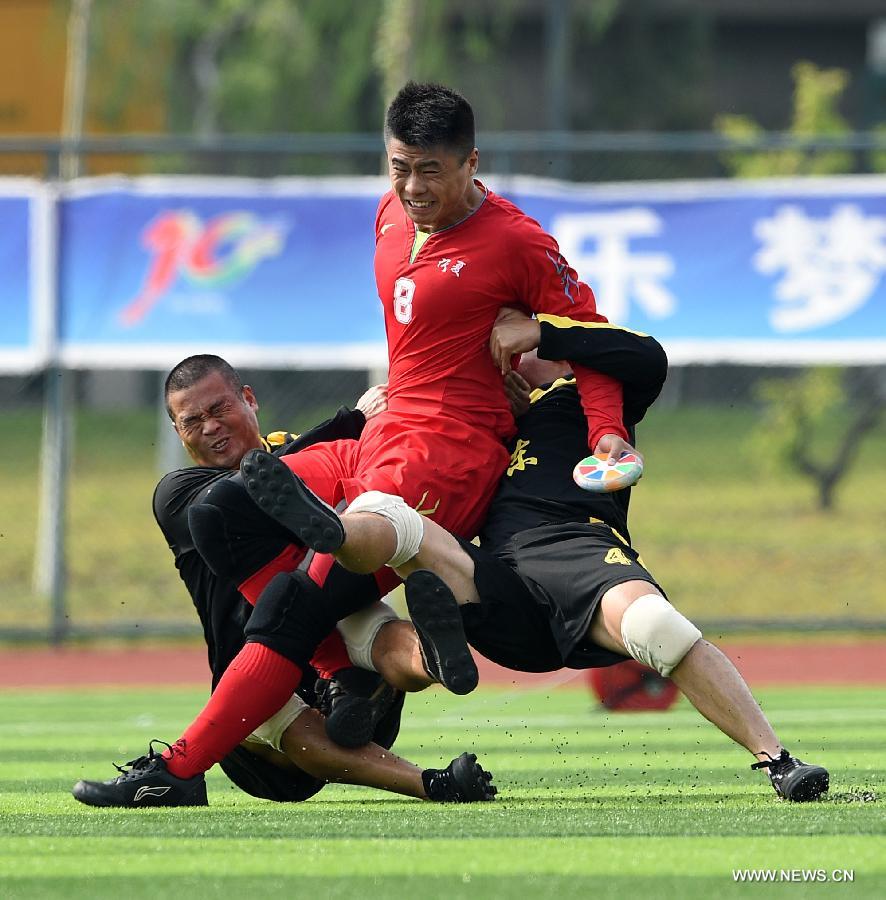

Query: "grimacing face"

xmin=167 ymin=370 xmax=262 ymax=469
xmin=386 ymin=138 xmax=481 ymax=233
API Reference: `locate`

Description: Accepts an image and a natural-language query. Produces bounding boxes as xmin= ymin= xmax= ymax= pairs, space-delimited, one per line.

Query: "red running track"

xmin=1 ymin=641 xmax=884 ymax=689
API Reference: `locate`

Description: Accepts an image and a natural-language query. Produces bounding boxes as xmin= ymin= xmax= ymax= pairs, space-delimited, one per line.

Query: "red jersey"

xmin=250 ymin=184 xmax=630 ymax=600
xmin=373 ymin=182 xmax=627 ymax=448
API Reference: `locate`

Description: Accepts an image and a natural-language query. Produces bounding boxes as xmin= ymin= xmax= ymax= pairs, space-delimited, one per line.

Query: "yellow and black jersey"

xmin=261 ymin=431 xmax=298 ymax=452
xmin=481 ymin=375 xmax=635 ymax=548
xmin=535 ymin=314 xmax=667 ymax=427
xmin=481 ymin=318 xmax=667 ymax=550
xmin=262 ymin=406 xmax=365 ymax=459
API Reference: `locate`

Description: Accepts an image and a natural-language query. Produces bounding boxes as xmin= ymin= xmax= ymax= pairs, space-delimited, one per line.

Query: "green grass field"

xmin=1 ymin=683 xmax=883 ymax=899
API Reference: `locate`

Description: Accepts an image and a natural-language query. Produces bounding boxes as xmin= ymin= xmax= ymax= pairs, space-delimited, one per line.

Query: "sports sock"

xmin=164 ymin=642 xmax=301 ymax=779
xmin=310 ymin=629 xmax=355 ymax=680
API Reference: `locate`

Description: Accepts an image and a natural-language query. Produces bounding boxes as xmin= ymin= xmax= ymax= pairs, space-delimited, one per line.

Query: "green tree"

xmin=88 ymin=0 xmax=385 ymax=135
xmin=715 ymin=61 xmax=855 ymax=176
xmin=84 ymin=0 xmax=520 ymax=137
xmin=717 ymin=62 xmax=886 ymax=510
xmin=749 ymin=368 xmax=883 ymax=511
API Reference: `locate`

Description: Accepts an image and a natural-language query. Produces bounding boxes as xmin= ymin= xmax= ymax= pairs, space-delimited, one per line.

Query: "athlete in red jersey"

xmin=257 ymin=96 xmax=629 ymax=581
xmin=375 ymin=186 xmax=624 ymax=450
xmin=264 ymin=181 xmax=629 ymax=579
xmin=92 ymin=83 xmax=639 ymax=804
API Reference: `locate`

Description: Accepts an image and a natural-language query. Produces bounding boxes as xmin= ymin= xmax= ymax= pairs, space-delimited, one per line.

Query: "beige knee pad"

xmin=619 ymin=593 xmax=702 ymax=677
xmin=336 ymin=600 xmax=401 ymax=671
xmin=347 ymin=491 xmax=424 ymax=568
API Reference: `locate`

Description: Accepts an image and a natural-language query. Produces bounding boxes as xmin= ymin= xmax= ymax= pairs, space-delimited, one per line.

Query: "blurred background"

xmin=1 ymin=0 xmax=884 ymax=642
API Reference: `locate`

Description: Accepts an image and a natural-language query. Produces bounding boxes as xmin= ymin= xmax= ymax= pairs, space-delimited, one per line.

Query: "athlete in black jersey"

xmin=72 ymin=356 xmax=497 ymax=807
xmin=286 ymin=308 xmax=828 ymax=802
xmin=136 ymin=327 xmax=828 ymax=803
xmin=153 ymin=417 xmax=359 ymax=692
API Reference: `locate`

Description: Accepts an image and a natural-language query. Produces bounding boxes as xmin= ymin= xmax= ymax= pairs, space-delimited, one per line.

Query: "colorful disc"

xmin=572 ymin=450 xmax=643 ymax=493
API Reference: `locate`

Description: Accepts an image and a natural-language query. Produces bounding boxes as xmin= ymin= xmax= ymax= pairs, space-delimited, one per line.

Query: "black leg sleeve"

xmin=188 ymin=475 xmax=292 ymax=584
xmin=243 ymin=568 xmax=382 ymax=667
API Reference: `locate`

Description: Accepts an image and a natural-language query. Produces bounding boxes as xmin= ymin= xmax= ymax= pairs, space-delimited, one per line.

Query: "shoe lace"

xmin=113 ymin=739 xmax=175 ymax=774
xmin=315 ymin=677 xmax=340 ymax=717
xmin=423 ymin=767 xmax=455 ymax=802
xmin=750 ymin=748 xmax=792 ymax=773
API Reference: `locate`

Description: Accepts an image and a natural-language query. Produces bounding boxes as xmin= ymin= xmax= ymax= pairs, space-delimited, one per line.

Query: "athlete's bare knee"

xmin=337 ymin=511 xmax=399 ymax=573
xmin=393 ymin=519 xmax=480 ymax=604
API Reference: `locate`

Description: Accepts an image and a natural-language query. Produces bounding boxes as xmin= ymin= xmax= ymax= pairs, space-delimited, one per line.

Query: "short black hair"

xmin=384 ymin=82 xmax=475 ymax=162
xmin=164 ymin=354 xmax=243 ymax=419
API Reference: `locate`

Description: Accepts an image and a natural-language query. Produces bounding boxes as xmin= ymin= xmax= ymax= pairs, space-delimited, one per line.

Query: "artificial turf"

xmin=1 ymin=683 xmax=883 ymax=899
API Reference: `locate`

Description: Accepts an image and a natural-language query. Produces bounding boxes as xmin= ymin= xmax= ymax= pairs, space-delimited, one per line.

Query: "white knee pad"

xmin=245 ymin=693 xmax=310 ymax=753
xmin=337 ymin=600 xmax=401 ymax=671
xmin=347 ymin=491 xmax=424 ymax=569
xmin=619 ymin=593 xmax=702 ymax=677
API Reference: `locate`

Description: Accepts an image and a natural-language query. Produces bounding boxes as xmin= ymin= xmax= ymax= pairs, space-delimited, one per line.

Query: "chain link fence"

xmin=1 ymin=130 xmax=885 ymax=180
xmin=1 ymin=132 xmax=885 ymax=641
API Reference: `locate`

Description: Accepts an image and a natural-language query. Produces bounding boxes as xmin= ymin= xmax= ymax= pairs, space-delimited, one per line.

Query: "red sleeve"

xmin=507 ymin=217 xmax=628 ymax=447
xmin=571 ymin=364 xmax=626 ymax=448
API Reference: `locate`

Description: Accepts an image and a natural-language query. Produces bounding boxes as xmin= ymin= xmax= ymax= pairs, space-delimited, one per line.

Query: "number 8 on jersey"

xmin=394 ymin=277 xmax=415 ymax=324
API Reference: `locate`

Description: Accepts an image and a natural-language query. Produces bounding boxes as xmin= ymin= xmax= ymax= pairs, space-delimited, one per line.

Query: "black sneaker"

xmin=240 ymin=448 xmax=344 ymax=554
xmin=405 ymin=570 xmax=478 ymax=696
xmin=320 ymin=668 xmax=402 ymax=749
xmin=423 ymin=752 xmax=497 ymax=802
xmin=72 ymin=740 xmax=208 ymax=808
xmin=751 ymin=749 xmax=830 ymax=802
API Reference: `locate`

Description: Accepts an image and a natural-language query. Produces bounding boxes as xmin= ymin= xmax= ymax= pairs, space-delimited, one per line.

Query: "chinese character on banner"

xmin=551 ymin=209 xmax=676 ymax=323
xmin=754 ymin=204 xmax=886 ymax=332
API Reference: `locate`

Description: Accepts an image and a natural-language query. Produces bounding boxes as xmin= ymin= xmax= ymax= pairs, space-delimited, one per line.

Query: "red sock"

xmin=164 ymin=642 xmax=301 ymax=779
xmin=310 ymin=629 xmax=355 ymax=680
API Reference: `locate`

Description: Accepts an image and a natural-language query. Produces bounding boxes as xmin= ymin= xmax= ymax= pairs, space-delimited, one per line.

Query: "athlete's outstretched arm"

xmin=501 ymin=225 xmax=628 ymax=453
xmin=490 ymin=306 xmax=668 ymax=427
xmin=534 ymin=314 xmax=667 ymax=425
xmin=248 ymin=706 xmax=491 ymax=801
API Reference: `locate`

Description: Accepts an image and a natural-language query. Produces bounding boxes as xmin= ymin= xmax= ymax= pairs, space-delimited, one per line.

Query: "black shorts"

xmin=457 ymin=522 xmax=663 ymax=672
xmin=219 ymin=745 xmax=326 ymax=802
xmin=218 ymin=685 xmax=405 ymax=802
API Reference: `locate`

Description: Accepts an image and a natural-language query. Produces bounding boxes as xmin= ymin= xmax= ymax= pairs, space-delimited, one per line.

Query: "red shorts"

xmin=285 ymin=411 xmax=510 ymax=540
xmin=239 ymin=411 xmax=510 ymax=602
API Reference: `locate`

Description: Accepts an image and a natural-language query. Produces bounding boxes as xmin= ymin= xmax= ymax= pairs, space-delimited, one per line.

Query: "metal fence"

xmin=2 ymin=131 xmax=885 ymax=642
xmin=1 ymin=130 xmax=885 ymax=180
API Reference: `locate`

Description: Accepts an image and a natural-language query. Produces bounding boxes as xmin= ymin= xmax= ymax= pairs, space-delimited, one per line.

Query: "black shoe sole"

xmin=449 ymin=752 xmax=497 ymax=802
xmin=240 ymin=449 xmax=344 ymax=554
xmin=324 ymin=685 xmax=397 ymax=749
xmin=782 ymin=767 xmax=830 ymax=802
xmin=71 ymin=777 xmax=208 ymax=807
xmin=405 ymin=570 xmax=478 ymax=696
